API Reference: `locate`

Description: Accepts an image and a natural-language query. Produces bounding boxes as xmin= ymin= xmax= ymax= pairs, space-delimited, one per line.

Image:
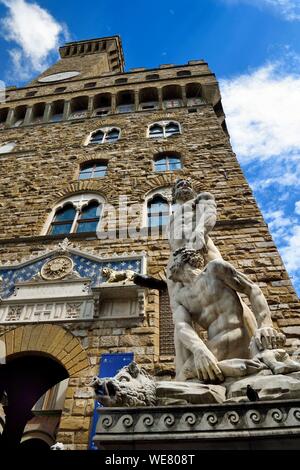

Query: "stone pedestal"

xmin=94 ymin=399 xmax=300 ymax=450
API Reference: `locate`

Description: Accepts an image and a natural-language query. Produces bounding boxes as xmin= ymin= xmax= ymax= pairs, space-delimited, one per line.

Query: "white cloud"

xmin=265 ymin=209 xmax=295 ymax=238
xmin=220 ymin=0 xmax=300 ymax=21
xmin=295 ymin=201 xmax=300 ymax=215
xmin=280 ymin=225 xmax=300 ymax=272
xmin=264 ymin=210 xmax=300 ymax=273
xmin=250 ymin=158 xmax=300 ymax=190
xmin=220 ymin=60 xmax=300 ymax=163
xmin=0 ymin=0 xmax=69 ymax=80
xmin=220 ymin=54 xmax=300 ymax=294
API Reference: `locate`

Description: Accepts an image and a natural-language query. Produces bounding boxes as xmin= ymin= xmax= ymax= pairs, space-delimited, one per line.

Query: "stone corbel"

xmin=93 ymin=283 xmax=147 ymax=320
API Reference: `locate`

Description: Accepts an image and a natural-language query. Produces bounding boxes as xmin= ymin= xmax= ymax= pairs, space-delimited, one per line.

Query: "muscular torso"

xmin=169 ymin=202 xmax=197 ymax=251
xmin=173 ymin=270 xmax=250 ymax=360
xmin=168 ymin=195 xmax=217 ymax=252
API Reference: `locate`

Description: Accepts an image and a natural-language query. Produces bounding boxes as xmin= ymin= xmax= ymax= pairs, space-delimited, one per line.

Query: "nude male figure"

xmin=169 ymin=248 xmax=286 ymax=382
xmin=167 ymin=179 xmax=258 ymax=378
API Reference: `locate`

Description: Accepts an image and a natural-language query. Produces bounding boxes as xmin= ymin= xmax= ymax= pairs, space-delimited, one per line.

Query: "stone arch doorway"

xmin=0 ymin=324 xmax=90 ymax=448
xmin=1 ymin=354 xmax=68 ymax=448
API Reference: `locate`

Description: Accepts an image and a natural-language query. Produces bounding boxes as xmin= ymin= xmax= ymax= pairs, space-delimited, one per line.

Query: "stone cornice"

xmin=94 ymin=399 xmax=300 ymax=449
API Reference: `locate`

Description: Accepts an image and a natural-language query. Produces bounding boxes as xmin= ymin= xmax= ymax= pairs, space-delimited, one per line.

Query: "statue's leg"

xmin=258 ymin=349 xmax=300 ymax=375
xmin=249 ymin=336 xmax=300 ymax=374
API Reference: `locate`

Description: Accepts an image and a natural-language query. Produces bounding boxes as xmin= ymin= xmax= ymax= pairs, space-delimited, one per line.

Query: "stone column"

xmin=111 ymin=94 xmax=116 ymax=114
xmin=24 ymin=107 xmax=33 ymax=126
xmin=134 ymin=90 xmax=139 ymax=112
xmin=5 ymin=109 xmax=14 ymax=127
xmin=43 ymin=103 xmax=52 ymax=123
xmin=158 ymin=88 xmax=163 ymax=110
xmin=88 ymin=96 xmax=94 ymax=115
xmin=63 ymin=101 xmax=71 ymax=121
xmin=181 ymin=85 xmax=187 ymax=107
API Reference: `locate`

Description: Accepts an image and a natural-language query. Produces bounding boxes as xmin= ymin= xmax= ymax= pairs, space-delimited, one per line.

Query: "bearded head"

xmin=169 ymin=247 xmax=206 ymax=282
xmin=172 ymin=179 xmax=195 ymax=204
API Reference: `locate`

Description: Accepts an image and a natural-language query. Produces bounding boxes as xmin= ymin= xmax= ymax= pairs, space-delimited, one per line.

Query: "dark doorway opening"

xmin=0 ymin=354 xmax=68 ymax=448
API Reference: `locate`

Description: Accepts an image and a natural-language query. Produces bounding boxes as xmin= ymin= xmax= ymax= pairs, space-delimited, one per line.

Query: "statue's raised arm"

xmin=168 ymin=179 xmax=220 ymax=255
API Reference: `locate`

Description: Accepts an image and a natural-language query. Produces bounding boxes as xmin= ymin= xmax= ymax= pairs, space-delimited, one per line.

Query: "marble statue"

xmin=91 ymin=362 xmax=156 ymax=407
xmin=166 ymin=179 xmax=300 ymax=385
xmin=169 ymin=247 xmax=300 ymax=381
xmin=90 ymin=362 xmax=226 ymax=406
xmin=90 ymin=180 xmax=300 ymax=406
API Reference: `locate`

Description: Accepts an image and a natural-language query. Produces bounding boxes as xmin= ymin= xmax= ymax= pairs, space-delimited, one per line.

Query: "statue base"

xmin=94 ymin=399 xmax=300 ymax=450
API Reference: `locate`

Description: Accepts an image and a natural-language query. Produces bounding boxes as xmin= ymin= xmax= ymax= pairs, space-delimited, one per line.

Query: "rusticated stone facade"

xmin=0 ymin=35 xmax=299 ymax=450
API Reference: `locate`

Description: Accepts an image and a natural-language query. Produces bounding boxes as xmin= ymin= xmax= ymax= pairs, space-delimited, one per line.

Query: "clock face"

xmin=38 ymin=71 xmax=80 ymax=83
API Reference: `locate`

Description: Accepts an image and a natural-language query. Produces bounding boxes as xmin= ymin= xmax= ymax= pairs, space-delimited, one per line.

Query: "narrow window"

xmin=145 ymin=74 xmax=160 ymax=80
xmin=49 ymin=204 xmax=76 ymax=235
xmin=115 ymin=78 xmax=128 ymax=84
xmin=84 ymin=82 xmax=97 ymax=89
xmin=90 ymin=130 xmax=105 ymax=144
xmin=147 ymin=196 xmax=169 ymax=228
xmin=26 ymin=91 xmax=37 ymax=97
xmin=177 ymin=70 xmax=191 ymax=77
xmin=105 ymin=128 xmax=120 ymax=142
xmin=148 ymin=121 xmax=180 ymax=138
xmin=154 ymin=154 xmax=182 ymax=172
xmin=54 ymin=87 xmax=67 ymax=93
xmin=88 ymin=128 xmax=120 ymax=144
xmin=149 ymin=123 xmax=164 ymax=138
xmin=76 ymin=201 xmax=101 ymax=233
xmin=79 ymin=162 xmax=107 ymax=179
xmin=165 ymin=121 xmax=180 ymax=137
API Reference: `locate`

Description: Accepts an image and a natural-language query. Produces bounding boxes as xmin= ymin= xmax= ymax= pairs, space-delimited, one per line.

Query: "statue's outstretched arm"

xmin=189 ymin=192 xmax=217 ymax=251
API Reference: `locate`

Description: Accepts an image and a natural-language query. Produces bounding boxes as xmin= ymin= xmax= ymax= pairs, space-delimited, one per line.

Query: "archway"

xmin=0 ymin=353 xmax=68 ymax=448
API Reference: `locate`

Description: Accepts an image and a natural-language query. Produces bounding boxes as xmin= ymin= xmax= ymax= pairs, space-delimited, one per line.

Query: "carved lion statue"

xmin=101 ymin=267 xmax=136 ymax=284
xmin=90 ymin=362 xmax=157 ymax=407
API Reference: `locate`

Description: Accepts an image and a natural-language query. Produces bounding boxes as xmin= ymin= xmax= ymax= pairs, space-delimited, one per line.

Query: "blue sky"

xmin=0 ymin=0 xmax=299 ymax=295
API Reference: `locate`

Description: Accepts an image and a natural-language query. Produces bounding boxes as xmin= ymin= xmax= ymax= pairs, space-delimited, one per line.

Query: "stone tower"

xmin=0 ymin=35 xmax=299 ymax=449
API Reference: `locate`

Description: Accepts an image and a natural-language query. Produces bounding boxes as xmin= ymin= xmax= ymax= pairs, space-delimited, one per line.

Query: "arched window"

xmin=49 ymin=204 xmax=76 ymax=235
xmin=154 ymin=154 xmax=182 ymax=172
xmin=46 ymin=194 xmax=104 ymax=235
xmin=76 ymin=201 xmax=101 ymax=233
xmin=147 ymin=195 xmax=170 ymax=229
xmin=79 ymin=161 xmax=107 ymax=179
xmin=165 ymin=121 xmax=180 ymax=136
xmin=149 ymin=123 xmax=164 ymax=138
xmin=88 ymin=127 xmax=120 ymax=145
xmin=148 ymin=121 xmax=180 ymax=138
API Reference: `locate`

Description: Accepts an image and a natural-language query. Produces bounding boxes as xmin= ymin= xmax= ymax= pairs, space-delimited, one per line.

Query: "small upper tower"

xmin=28 ymin=36 xmax=124 ymax=86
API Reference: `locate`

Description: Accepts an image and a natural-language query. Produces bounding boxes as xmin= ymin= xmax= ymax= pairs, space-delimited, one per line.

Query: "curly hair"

xmin=172 ymin=178 xmax=195 ymax=204
xmin=173 ymin=247 xmax=206 ymax=269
